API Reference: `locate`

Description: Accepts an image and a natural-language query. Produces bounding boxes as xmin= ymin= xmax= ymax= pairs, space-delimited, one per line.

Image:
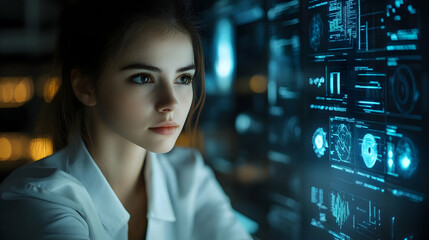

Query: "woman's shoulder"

xmin=0 ymin=150 xmax=96 ymax=239
xmin=0 ymin=148 xmax=88 ymax=209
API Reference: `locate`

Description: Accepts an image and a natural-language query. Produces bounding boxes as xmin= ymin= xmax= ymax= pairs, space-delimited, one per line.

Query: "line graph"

xmin=331 ymin=191 xmax=350 ymax=229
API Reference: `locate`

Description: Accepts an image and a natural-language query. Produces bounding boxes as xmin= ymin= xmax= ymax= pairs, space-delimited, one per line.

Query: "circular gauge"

xmin=391 ymin=65 xmax=419 ymax=114
xmin=361 ymin=133 xmax=378 ymax=168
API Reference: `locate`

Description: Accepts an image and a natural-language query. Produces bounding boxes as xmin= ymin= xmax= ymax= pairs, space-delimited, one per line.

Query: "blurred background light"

xmin=214 ymin=17 xmax=235 ymax=94
xmin=249 ymin=75 xmax=268 ymax=93
xmin=36 ymin=75 xmax=62 ymax=103
xmin=43 ymin=76 xmax=61 ymax=103
xmin=29 ymin=137 xmax=53 ymax=161
xmin=0 ymin=77 xmax=33 ymax=108
xmin=0 ymin=134 xmax=31 ymax=161
xmin=0 ymin=137 xmax=12 ymax=161
xmin=235 ymin=113 xmax=251 ymax=134
xmin=233 ymin=6 xmax=264 ymax=25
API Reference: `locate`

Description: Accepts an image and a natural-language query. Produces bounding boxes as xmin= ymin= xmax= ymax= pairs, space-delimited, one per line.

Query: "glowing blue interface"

xmin=266 ymin=0 xmax=428 ymax=239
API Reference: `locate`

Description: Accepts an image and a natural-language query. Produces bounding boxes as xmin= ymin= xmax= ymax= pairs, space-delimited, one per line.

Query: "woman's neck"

xmin=87 ymin=118 xmax=147 ymax=205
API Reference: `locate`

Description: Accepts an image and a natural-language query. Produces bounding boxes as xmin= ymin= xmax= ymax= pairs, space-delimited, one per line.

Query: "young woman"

xmin=0 ymin=1 xmax=252 ymax=239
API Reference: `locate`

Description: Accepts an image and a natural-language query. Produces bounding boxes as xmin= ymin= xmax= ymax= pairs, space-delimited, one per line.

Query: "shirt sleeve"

xmin=0 ymin=190 xmax=90 ymax=240
xmin=193 ymin=151 xmax=253 ymax=240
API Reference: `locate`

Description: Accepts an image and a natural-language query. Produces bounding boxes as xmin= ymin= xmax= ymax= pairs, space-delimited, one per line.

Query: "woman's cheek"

xmin=179 ymin=88 xmax=193 ymax=122
xmin=101 ymin=88 xmax=143 ymax=127
xmin=115 ymin=93 xmax=148 ymax=126
xmin=185 ymin=88 xmax=194 ymax=111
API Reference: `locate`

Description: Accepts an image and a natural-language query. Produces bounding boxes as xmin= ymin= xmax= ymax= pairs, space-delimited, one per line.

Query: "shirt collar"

xmin=65 ymin=129 xmax=176 ymax=234
xmin=144 ymin=151 xmax=176 ymax=222
xmin=66 ymin=129 xmax=130 ymax=236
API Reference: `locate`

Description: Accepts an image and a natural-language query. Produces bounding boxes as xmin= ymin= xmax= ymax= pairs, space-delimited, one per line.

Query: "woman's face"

xmin=94 ymin=26 xmax=195 ymax=153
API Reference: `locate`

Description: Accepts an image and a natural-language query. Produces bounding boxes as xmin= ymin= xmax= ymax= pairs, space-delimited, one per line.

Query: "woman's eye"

xmin=175 ymin=74 xmax=193 ymax=85
xmin=129 ymin=74 xmax=154 ymax=84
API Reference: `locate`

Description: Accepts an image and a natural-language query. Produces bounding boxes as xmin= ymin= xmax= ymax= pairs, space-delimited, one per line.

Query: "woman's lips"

xmin=149 ymin=126 xmax=178 ymax=135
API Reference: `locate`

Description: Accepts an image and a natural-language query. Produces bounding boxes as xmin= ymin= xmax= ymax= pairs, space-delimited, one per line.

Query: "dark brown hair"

xmin=35 ymin=0 xmax=205 ymax=154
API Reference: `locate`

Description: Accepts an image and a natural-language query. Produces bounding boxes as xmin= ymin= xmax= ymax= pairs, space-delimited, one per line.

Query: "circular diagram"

xmin=391 ymin=65 xmax=419 ymax=114
xmin=361 ymin=133 xmax=378 ymax=168
xmin=395 ymin=137 xmax=418 ymax=178
xmin=309 ymin=14 xmax=323 ymax=52
xmin=312 ymin=127 xmax=328 ymax=158
xmin=335 ymin=124 xmax=352 ymax=162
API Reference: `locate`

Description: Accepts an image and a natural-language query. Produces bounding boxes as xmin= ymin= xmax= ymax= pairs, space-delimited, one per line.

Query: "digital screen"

xmin=266 ymin=0 xmax=428 ymax=239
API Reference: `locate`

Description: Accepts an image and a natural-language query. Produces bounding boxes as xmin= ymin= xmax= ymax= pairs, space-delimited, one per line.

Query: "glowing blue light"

xmin=234 ymin=7 xmax=264 ymax=25
xmin=315 ymin=135 xmax=323 ymax=149
xmin=395 ymin=137 xmax=418 ymax=178
xmin=312 ymin=128 xmax=328 ymax=158
xmin=235 ymin=113 xmax=251 ymax=134
xmin=401 ymin=156 xmax=411 ymax=169
xmin=267 ymin=67 xmax=277 ymax=105
xmin=408 ymin=5 xmax=416 ymax=14
xmin=214 ymin=18 xmax=235 ymax=94
xmin=216 ymin=44 xmax=233 ymax=78
xmin=388 ymin=150 xmax=393 ymax=158
xmin=395 ymin=0 xmax=403 ymax=8
xmin=388 ymin=158 xmax=393 ymax=168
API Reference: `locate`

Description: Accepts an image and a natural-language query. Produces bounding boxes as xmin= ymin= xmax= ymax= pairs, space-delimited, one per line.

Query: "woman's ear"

xmin=70 ymin=69 xmax=97 ymax=106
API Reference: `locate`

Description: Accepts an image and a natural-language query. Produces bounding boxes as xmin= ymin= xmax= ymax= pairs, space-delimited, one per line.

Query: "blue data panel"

xmin=267 ymin=0 xmax=428 ymax=239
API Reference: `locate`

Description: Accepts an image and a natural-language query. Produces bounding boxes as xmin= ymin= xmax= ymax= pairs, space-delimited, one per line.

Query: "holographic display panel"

xmin=268 ymin=0 xmax=428 ymax=239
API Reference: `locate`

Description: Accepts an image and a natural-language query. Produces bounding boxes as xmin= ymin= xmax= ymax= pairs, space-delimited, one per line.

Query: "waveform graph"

xmin=328 ymin=190 xmax=383 ymax=238
xmin=330 ymin=191 xmax=352 ymax=230
xmin=329 ymin=117 xmax=354 ymax=164
xmin=312 ymin=127 xmax=328 ymax=158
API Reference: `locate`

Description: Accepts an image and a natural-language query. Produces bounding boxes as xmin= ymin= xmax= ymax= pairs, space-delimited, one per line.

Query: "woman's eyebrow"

xmin=176 ymin=64 xmax=196 ymax=73
xmin=120 ymin=63 xmax=195 ymax=73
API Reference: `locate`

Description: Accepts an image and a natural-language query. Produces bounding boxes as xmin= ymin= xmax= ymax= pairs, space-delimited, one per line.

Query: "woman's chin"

xmin=146 ymin=143 xmax=175 ymax=153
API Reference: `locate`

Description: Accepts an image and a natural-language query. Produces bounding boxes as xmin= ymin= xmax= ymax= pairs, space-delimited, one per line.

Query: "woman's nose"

xmin=155 ymin=83 xmax=178 ymax=113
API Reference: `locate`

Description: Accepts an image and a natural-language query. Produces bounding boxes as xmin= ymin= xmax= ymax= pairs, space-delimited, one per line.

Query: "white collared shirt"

xmin=0 ymin=131 xmax=252 ymax=240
